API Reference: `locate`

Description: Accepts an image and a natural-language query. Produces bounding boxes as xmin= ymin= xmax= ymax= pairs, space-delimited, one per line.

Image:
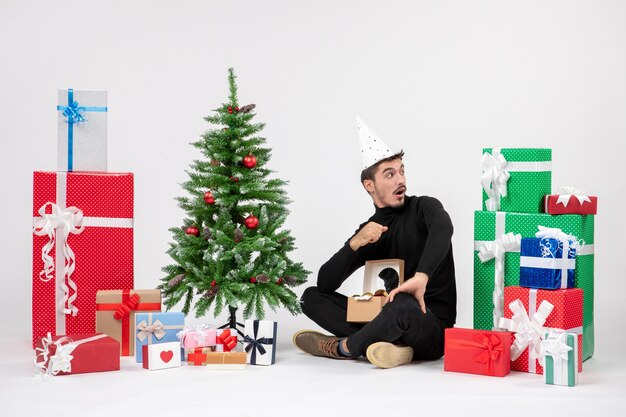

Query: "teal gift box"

xmin=473 ymin=210 xmax=594 ymax=360
xmin=481 ymin=148 xmax=551 ymax=213
xmin=135 ymin=312 xmax=185 ymax=362
xmin=543 ymin=331 xmax=579 ymax=387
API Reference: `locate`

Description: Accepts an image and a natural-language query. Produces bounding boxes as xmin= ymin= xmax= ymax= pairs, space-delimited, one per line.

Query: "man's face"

xmin=364 ymin=159 xmax=407 ymax=208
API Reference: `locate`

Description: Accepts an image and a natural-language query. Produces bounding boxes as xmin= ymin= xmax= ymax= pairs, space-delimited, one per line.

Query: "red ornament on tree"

xmin=249 ymin=277 xmax=257 ymax=283
xmin=244 ymin=214 xmax=259 ymax=230
xmin=228 ymin=106 xmax=233 ymax=114
xmin=204 ymin=191 xmax=215 ymax=204
xmin=211 ymin=280 xmax=217 ymax=287
xmin=242 ymin=153 xmax=257 ymax=169
xmin=235 ymin=107 xmax=239 ymax=112
xmin=277 ymin=277 xmax=284 ymax=285
xmin=185 ymin=226 xmax=200 ymax=237
xmin=230 ymin=176 xmax=239 ymax=182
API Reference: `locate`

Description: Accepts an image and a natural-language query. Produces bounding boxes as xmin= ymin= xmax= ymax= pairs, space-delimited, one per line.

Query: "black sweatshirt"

xmin=317 ymin=195 xmax=457 ymax=326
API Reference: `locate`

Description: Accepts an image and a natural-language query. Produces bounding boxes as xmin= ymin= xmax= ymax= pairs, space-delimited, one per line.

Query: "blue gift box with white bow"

xmin=243 ymin=320 xmax=277 ymax=365
xmin=57 ymin=89 xmax=108 ymax=172
xmin=135 ymin=312 xmax=185 ymax=362
xmin=519 ymin=237 xmax=576 ymax=290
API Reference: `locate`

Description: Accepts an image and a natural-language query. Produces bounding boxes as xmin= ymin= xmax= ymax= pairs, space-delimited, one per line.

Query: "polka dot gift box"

xmin=32 ymin=171 xmax=134 ymax=348
xmin=481 ymin=148 xmax=552 ymax=214
xmin=500 ymin=286 xmax=583 ymax=375
xmin=473 ymin=210 xmax=595 ymax=361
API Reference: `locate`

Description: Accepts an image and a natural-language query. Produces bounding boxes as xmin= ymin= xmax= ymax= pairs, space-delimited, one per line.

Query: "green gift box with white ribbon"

xmin=481 ymin=148 xmax=552 ymax=213
xmin=473 ymin=210 xmax=595 ymax=360
xmin=543 ymin=331 xmax=579 ymax=387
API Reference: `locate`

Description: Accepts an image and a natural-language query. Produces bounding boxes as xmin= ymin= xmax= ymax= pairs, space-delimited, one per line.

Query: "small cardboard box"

xmin=346 ymin=259 xmax=404 ymax=323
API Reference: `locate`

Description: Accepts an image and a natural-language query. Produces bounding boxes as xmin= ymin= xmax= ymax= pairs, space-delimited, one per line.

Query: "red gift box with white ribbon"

xmin=32 ymin=171 xmax=134 ymax=348
xmin=34 ymin=333 xmax=120 ymax=376
xmin=544 ymin=187 xmax=597 ymax=215
xmin=499 ymin=286 xmax=583 ymax=374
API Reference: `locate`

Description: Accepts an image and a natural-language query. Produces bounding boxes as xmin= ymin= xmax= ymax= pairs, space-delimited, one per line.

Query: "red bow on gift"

xmin=472 ymin=333 xmax=503 ymax=375
xmin=217 ymin=330 xmax=237 ymax=352
xmin=113 ymin=293 xmax=140 ymax=320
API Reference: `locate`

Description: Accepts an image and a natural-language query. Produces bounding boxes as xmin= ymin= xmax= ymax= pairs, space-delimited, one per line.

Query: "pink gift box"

xmin=177 ymin=325 xmax=217 ymax=349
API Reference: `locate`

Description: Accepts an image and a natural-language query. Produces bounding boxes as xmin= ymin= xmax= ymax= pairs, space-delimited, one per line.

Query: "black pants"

xmin=301 ymin=286 xmax=447 ymax=360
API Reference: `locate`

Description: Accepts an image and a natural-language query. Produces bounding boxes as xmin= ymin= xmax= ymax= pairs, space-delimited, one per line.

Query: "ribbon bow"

xmin=61 ymin=100 xmax=87 ymax=124
xmin=34 ymin=333 xmax=77 ymax=377
xmin=32 ymin=202 xmax=85 ymax=316
xmin=542 ymin=330 xmax=573 ymax=362
xmin=136 ymin=319 xmax=166 ymax=342
xmin=473 ymin=333 xmax=504 ymax=365
xmin=535 ymin=226 xmax=583 ymax=257
xmin=498 ymin=299 xmax=553 ymax=366
xmin=477 ymin=232 xmax=521 ymax=329
xmin=556 ymin=186 xmax=591 ymax=208
xmin=481 ymin=150 xmax=510 ymax=211
xmin=216 ymin=330 xmax=237 ymax=352
xmin=243 ymin=321 xmax=275 ymax=365
xmin=113 ymin=293 xmax=141 ymax=320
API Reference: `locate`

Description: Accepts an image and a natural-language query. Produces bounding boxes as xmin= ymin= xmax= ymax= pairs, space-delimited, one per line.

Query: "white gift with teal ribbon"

xmin=542 ymin=330 xmax=578 ymax=387
xmin=57 ymin=89 xmax=108 ymax=172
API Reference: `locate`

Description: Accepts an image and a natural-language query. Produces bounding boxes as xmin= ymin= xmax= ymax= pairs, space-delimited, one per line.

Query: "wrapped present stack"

xmin=471 ymin=148 xmax=597 ymax=383
xmin=32 ymin=89 xmax=137 ymax=351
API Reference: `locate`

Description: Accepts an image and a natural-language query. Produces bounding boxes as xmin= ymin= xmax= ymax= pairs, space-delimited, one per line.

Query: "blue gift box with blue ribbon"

xmin=135 ymin=312 xmax=185 ymax=362
xmin=57 ymin=89 xmax=108 ymax=172
xmin=519 ymin=237 xmax=576 ymax=290
xmin=244 ymin=320 xmax=277 ymax=365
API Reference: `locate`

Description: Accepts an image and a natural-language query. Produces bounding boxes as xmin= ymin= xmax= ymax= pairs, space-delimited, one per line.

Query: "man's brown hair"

xmin=360 ymin=151 xmax=405 ymax=183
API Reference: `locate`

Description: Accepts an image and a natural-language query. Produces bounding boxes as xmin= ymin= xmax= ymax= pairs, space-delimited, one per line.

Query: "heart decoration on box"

xmin=160 ymin=350 xmax=173 ymax=363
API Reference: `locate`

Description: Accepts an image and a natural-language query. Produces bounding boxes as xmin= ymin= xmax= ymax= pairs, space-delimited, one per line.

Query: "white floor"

xmin=2 ymin=329 xmax=625 ymax=417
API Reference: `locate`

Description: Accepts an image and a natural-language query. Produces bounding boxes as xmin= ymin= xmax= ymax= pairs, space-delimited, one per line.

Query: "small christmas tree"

xmin=159 ymin=68 xmax=310 ymax=322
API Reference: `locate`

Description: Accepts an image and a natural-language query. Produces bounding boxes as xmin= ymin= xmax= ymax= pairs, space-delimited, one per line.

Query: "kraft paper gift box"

xmin=244 ymin=320 xmax=277 ymax=365
xmin=347 ymin=259 xmax=404 ymax=323
xmin=443 ymin=328 xmax=512 ymax=377
xmin=34 ymin=333 xmax=119 ymax=376
xmin=135 ymin=312 xmax=185 ymax=362
xmin=96 ymin=289 xmax=161 ymax=356
xmin=544 ymin=187 xmax=597 ymax=215
xmin=473 ymin=210 xmax=595 ymax=360
xmin=215 ymin=328 xmax=238 ymax=352
xmin=481 ymin=148 xmax=552 ymax=214
xmin=499 ymin=286 xmax=583 ymax=375
xmin=186 ymin=347 xmax=217 ymax=366
xmin=542 ymin=331 xmax=579 ymax=387
xmin=177 ymin=324 xmax=217 ymax=349
xmin=57 ymin=89 xmax=107 ymax=172
xmin=142 ymin=341 xmax=181 ymax=370
xmin=192 ymin=351 xmax=247 ymax=370
xmin=32 ymin=171 xmax=134 ymax=348
xmin=519 ymin=236 xmax=577 ymax=290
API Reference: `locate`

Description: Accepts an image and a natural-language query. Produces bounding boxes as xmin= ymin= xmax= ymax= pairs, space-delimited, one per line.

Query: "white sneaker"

xmin=366 ymin=342 xmax=414 ymax=369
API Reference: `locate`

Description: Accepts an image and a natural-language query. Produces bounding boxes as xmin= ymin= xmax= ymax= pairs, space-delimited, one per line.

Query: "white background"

xmin=1 ymin=1 xmax=625 ymax=415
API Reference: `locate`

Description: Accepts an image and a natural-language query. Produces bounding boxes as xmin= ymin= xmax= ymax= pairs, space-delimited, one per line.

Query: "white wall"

xmin=1 ymin=0 xmax=624 ymax=355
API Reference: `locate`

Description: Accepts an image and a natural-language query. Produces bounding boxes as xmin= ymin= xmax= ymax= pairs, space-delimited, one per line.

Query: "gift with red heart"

xmin=142 ymin=341 xmax=181 ymax=370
